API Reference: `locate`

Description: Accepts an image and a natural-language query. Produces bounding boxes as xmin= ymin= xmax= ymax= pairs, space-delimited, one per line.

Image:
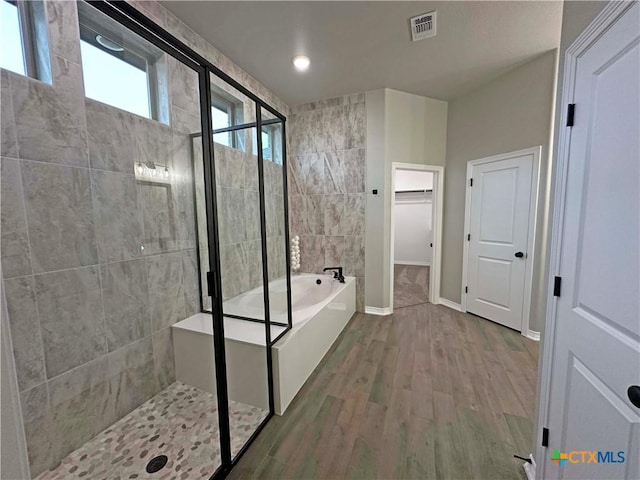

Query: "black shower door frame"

xmin=86 ymin=2 xmax=293 ymax=479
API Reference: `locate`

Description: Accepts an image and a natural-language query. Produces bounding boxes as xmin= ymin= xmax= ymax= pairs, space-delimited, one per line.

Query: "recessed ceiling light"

xmin=96 ymin=34 xmax=124 ymax=52
xmin=292 ymin=55 xmax=310 ymax=72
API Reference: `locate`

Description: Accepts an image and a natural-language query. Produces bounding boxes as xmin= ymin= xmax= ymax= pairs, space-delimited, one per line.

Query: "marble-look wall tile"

xmin=324 ymin=236 xmax=345 ymax=268
xmin=324 ymin=149 xmax=366 ymax=194
xmin=35 ymin=266 xmax=106 ymax=378
xmin=91 ymin=170 xmax=144 ymax=263
xmin=305 ymin=195 xmax=325 ymax=235
xmin=1 ymin=157 xmax=32 ymax=278
xmin=168 ymin=57 xmax=200 ymax=115
xmin=45 ymin=0 xmax=81 ymax=62
xmin=299 ymin=235 xmax=325 ymax=274
xmin=221 ymin=243 xmax=245 ymax=300
xmin=182 ymin=249 xmax=201 ymax=316
xmin=152 ymin=327 xmax=175 ymax=390
xmin=11 ymin=64 xmax=88 ymax=167
xmin=146 ymin=252 xmax=186 ymax=332
xmin=243 ymin=240 xmax=263 ymax=291
xmin=4 ymin=276 xmax=46 ymax=391
xmin=20 ymin=382 xmax=49 ymax=421
xmin=344 ymin=235 xmax=365 ymax=278
xmin=106 ymin=337 xmax=153 ymax=380
xmin=47 ymin=356 xmax=109 ymax=408
xmin=21 ymin=160 xmax=97 ymax=273
xmin=245 ymin=189 xmax=261 ymax=241
xmin=100 ymin=259 xmax=150 ymax=352
xmin=324 ymin=194 xmax=345 ymax=236
xmin=1 ymin=71 xmax=18 ymax=158
xmin=343 ymin=194 xmax=366 ymax=236
xmin=85 ymin=100 xmax=137 ymax=173
xmin=289 ymin=103 xmax=365 ymax=156
xmin=356 ymin=277 xmax=365 ymax=312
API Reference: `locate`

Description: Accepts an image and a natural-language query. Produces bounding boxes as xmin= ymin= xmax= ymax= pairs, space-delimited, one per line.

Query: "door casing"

xmin=461 ymin=146 xmax=541 ymax=337
xmin=389 ymin=163 xmax=445 ymax=311
xmin=534 ymin=1 xmax=639 ymax=476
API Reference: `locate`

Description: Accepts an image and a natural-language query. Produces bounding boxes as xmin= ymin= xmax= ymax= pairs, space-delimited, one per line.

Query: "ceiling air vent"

xmin=410 ymin=11 xmax=437 ymax=42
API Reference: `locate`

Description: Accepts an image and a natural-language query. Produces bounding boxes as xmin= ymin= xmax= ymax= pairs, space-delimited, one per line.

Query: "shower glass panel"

xmin=196 ymin=74 xmax=271 ymax=460
xmin=260 ymin=107 xmax=293 ymax=335
xmin=0 ymin=1 xmax=223 ymax=477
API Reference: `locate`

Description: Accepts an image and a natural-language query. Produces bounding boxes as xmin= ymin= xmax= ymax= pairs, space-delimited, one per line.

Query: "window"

xmin=77 ymin=1 xmax=168 ymax=122
xmin=0 ymin=0 xmax=50 ymax=81
xmin=254 ymin=122 xmax=282 ymax=164
xmin=211 ymin=86 xmax=244 ymax=148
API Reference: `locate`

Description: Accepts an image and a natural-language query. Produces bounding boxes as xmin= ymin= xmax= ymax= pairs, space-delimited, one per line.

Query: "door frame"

xmin=389 ymin=163 xmax=444 ymax=311
xmin=534 ymin=2 xmax=634 ymax=475
xmin=460 ymin=146 xmax=541 ymax=336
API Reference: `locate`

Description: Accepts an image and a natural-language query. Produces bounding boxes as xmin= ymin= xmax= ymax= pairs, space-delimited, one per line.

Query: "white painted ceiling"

xmin=161 ymin=1 xmax=563 ymax=106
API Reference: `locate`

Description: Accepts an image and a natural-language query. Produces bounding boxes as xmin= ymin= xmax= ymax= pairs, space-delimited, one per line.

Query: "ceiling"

xmin=161 ymin=1 xmax=563 ymax=106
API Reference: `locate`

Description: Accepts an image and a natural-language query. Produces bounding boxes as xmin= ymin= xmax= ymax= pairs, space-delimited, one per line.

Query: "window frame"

xmin=210 ymin=87 xmax=245 ymax=149
xmin=77 ymin=0 xmax=167 ymax=122
xmin=2 ymin=0 xmax=51 ymax=82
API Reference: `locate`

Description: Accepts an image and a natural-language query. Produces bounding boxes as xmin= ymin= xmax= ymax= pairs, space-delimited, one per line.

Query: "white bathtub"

xmin=223 ymin=273 xmax=353 ymax=326
xmin=172 ymin=274 xmax=356 ymax=414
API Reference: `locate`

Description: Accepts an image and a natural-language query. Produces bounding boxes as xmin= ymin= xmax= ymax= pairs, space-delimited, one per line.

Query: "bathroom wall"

xmin=0 ymin=0 xmax=289 ymax=476
xmin=441 ymin=50 xmax=558 ymax=334
xmin=195 ymin=142 xmax=286 ymax=309
xmin=287 ymin=94 xmax=367 ymax=311
xmin=365 ymin=88 xmax=448 ymax=310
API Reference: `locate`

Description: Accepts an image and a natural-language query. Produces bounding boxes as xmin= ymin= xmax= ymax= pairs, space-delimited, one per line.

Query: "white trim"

xmin=460 ymin=146 xmax=542 ymax=339
xmin=524 ymin=454 xmax=536 ymax=480
xmin=389 ymin=163 xmax=444 ymax=314
xmin=364 ymin=306 xmax=393 ymax=316
xmin=533 ymin=3 xmax=634 ymax=477
xmin=437 ymin=298 xmax=463 ymax=312
xmin=525 ymin=330 xmax=541 ymax=342
xmin=394 ymin=261 xmax=431 ymax=267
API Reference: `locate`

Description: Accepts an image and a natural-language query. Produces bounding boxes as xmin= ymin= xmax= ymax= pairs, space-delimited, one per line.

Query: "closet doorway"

xmin=390 ymin=163 xmax=444 ymax=311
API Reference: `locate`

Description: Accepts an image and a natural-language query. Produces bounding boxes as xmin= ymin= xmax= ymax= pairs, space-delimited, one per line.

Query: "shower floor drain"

xmin=146 ymin=455 xmax=168 ymax=473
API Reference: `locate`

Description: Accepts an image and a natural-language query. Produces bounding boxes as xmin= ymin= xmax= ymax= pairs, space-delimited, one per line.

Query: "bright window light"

xmin=212 ymin=105 xmax=232 ymax=147
xmin=0 ymin=0 xmax=26 ymax=75
xmin=80 ymin=40 xmax=151 ymax=118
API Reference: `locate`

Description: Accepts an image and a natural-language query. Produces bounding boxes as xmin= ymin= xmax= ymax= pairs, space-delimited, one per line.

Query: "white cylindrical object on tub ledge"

xmin=291 ymin=235 xmax=301 ymax=272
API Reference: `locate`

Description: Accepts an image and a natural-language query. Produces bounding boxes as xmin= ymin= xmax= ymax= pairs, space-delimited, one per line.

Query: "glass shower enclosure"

xmin=1 ymin=1 xmax=292 ymax=478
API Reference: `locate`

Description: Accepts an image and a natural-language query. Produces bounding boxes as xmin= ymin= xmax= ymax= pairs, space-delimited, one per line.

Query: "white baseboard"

xmin=394 ymin=261 xmax=431 ymax=267
xmin=364 ymin=306 xmax=393 ymax=316
xmin=525 ymin=330 xmax=541 ymax=341
xmin=523 ymin=454 xmax=536 ymax=480
xmin=437 ymin=298 xmax=463 ymax=312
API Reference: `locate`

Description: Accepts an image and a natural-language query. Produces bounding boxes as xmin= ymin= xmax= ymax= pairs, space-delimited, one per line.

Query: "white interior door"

xmin=466 ymin=152 xmax=535 ymax=331
xmin=543 ymin=4 xmax=640 ymax=479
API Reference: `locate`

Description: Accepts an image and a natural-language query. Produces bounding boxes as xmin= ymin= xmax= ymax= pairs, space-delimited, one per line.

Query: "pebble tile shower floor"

xmin=34 ymin=382 xmax=268 ymax=479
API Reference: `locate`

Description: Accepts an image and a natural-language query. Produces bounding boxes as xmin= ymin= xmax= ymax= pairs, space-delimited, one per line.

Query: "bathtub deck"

xmin=173 ymin=313 xmax=286 ymax=346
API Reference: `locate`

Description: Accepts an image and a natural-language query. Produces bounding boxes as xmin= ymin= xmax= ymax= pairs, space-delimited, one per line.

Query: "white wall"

xmin=365 ymin=89 xmax=447 ymax=309
xmin=394 ymin=170 xmax=433 ymax=265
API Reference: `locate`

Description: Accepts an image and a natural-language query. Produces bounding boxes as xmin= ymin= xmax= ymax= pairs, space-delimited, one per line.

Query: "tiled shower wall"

xmin=196 ymin=143 xmax=286 ymax=308
xmin=0 ymin=0 xmax=289 ymax=476
xmin=288 ymin=94 xmax=367 ymax=311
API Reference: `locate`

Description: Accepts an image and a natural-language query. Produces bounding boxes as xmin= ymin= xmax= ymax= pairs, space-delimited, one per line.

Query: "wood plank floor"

xmin=228 ymin=303 xmax=539 ymax=480
xmin=393 ymin=265 xmax=430 ymax=308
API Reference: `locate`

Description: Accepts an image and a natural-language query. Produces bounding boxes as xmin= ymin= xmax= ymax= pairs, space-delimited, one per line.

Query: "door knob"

xmin=628 ymin=385 xmax=640 ymax=408
xmin=515 ymin=251 xmax=524 ymax=258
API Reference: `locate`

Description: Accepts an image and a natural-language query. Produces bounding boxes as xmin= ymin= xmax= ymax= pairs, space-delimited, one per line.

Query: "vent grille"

xmin=410 ymin=11 xmax=437 ymax=42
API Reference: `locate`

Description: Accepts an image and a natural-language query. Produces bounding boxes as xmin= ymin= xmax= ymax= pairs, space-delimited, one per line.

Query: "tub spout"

xmin=323 ymin=266 xmax=345 ymax=283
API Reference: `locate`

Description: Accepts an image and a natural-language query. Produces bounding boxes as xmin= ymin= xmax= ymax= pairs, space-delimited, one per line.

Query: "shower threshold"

xmin=34 ymin=382 xmax=267 ymax=479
